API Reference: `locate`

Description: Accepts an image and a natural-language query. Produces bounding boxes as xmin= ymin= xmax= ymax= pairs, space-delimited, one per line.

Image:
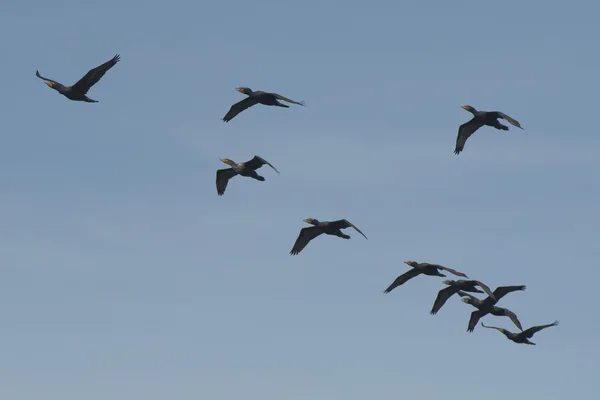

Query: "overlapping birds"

xmin=35 ymin=54 xmax=558 ymax=346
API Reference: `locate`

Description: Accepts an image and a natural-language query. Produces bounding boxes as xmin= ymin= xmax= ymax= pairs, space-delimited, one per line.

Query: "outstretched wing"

xmin=329 ymin=219 xmax=368 ymax=239
xmin=222 ymin=97 xmax=259 ymax=122
xmin=467 ymin=310 xmax=485 ymax=332
xmin=437 ymin=265 xmax=469 ymax=278
xmin=290 ymin=227 xmax=323 ymax=256
xmin=496 ymin=112 xmax=523 ymax=129
xmin=492 ymin=285 xmax=526 ymax=302
xmin=35 ymin=70 xmax=60 ymax=85
xmin=493 ymin=306 xmax=523 ymax=331
xmin=244 ymin=155 xmax=280 ymax=173
xmin=382 ymin=268 xmax=421 ymax=294
xmin=473 ymin=280 xmax=496 ymax=301
xmin=216 ymin=168 xmax=237 ymax=196
xmin=454 ymin=117 xmax=484 ymax=155
xmin=273 ymin=93 xmax=305 ymax=106
xmin=430 ymin=286 xmax=460 ymax=315
xmin=521 ymin=320 xmax=559 ymax=338
xmin=71 ymin=54 xmax=120 ymax=94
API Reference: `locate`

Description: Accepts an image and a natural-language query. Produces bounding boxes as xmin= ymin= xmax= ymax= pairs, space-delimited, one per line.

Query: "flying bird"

xmin=216 ymin=155 xmax=279 ymax=196
xmin=222 ymin=87 xmax=305 ymax=122
xmin=289 ymin=219 xmax=367 ymax=256
xmin=481 ymin=320 xmax=559 ymax=345
xmin=459 ymin=285 xmax=526 ymax=332
xmin=383 ymin=261 xmax=469 ymax=294
xmin=454 ymin=105 xmax=523 ymax=154
xmin=430 ymin=279 xmax=496 ymax=315
xmin=35 ymin=54 xmax=121 ymax=102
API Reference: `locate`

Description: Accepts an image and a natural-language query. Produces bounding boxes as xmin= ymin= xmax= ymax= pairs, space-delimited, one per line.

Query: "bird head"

xmin=236 ymin=87 xmax=252 ymax=95
xmin=461 ymin=297 xmax=471 ymax=305
xmin=220 ymin=158 xmax=236 ymax=167
xmin=461 ymin=105 xmax=476 ymax=113
xmin=303 ymin=218 xmax=318 ymax=225
xmin=44 ymin=81 xmax=55 ymax=88
xmin=443 ymin=280 xmax=454 ymax=285
xmin=403 ymin=261 xmax=418 ymax=267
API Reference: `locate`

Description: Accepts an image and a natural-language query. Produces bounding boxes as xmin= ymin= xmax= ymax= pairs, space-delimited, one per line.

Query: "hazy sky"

xmin=1 ymin=1 xmax=598 ymax=399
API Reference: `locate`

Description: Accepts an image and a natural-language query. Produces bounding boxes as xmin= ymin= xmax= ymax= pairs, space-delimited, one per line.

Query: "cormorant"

xmin=458 ymin=285 xmax=526 ymax=332
xmin=289 ymin=219 xmax=367 ymax=255
xmin=216 ymin=155 xmax=279 ymax=196
xmin=383 ymin=261 xmax=469 ymax=294
xmin=222 ymin=87 xmax=305 ymax=122
xmin=35 ymin=54 xmax=120 ymax=102
xmin=481 ymin=320 xmax=559 ymax=345
xmin=454 ymin=105 xmax=523 ymax=154
xmin=430 ymin=279 xmax=496 ymax=315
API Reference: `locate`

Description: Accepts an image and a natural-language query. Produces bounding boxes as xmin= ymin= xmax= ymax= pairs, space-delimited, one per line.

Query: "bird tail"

xmin=255 ymin=176 xmax=265 ymax=181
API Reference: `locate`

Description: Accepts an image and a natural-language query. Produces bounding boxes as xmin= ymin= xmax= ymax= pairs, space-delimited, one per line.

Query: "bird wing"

xmin=215 ymin=168 xmax=237 ymax=196
xmin=382 ymin=268 xmax=421 ymax=293
xmin=492 ymin=285 xmax=526 ymax=302
xmin=222 ymin=97 xmax=259 ymax=122
xmin=496 ymin=112 xmax=523 ymax=129
xmin=244 ymin=155 xmax=280 ymax=173
xmin=35 ymin=70 xmax=60 ymax=85
xmin=493 ymin=307 xmax=523 ymax=331
xmin=71 ymin=54 xmax=120 ymax=94
xmin=480 ymin=322 xmax=505 ymax=333
xmin=521 ymin=320 xmax=559 ymax=338
xmin=328 ymin=219 xmax=368 ymax=239
xmin=467 ymin=310 xmax=485 ymax=332
xmin=437 ymin=265 xmax=469 ymax=278
xmin=273 ymin=93 xmax=305 ymax=106
xmin=454 ymin=117 xmax=484 ymax=155
xmin=473 ymin=280 xmax=496 ymax=301
xmin=430 ymin=286 xmax=459 ymax=315
xmin=289 ymin=226 xmax=324 ymax=255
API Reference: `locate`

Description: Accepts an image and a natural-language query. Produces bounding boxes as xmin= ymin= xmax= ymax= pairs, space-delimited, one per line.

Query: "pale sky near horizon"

xmin=1 ymin=1 xmax=598 ymax=399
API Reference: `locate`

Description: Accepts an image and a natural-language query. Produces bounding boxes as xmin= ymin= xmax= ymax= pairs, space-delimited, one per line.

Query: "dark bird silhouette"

xmin=481 ymin=320 xmax=559 ymax=345
xmin=35 ymin=54 xmax=120 ymax=102
xmin=458 ymin=285 xmax=526 ymax=332
xmin=289 ymin=219 xmax=367 ymax=256
xmin=222 ymin=87 xmax=305 ymax=122
xmin=383 ymin=261 xmax=469 ymax=294
xmin=216 ymin=155 xmax=279 ymax=196
xmin=454 ymin=105 xmax=523 ymax=154
xmin=430 ymin=279 xmax=496 ymax=315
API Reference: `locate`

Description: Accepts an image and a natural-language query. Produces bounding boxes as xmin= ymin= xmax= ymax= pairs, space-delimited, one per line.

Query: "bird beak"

xmin=460 ymin=105 xmax=468 ymax=110
xmin=461 ymin=298 xmax=468 ymax=303
xmin=303 ymin=218 xmax=310 ymax=223
xmin=235 ymin=87 xmax=243 ymax=93
xmin=45 ymin=81 xmax=53 ymax=88
xmin=403 ymin=261 xmax=410 ymax=265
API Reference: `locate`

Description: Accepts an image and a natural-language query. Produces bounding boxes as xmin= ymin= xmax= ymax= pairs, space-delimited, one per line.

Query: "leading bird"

xmin=454 ymin=105 xmax=523 ymax=154
xmin=222 ymin=87 xmax=305 ymax=122
xmin=35 ymin=54 xmax=121 ymax=102
xmin=289 ymin=219 xmax=367 ymax=255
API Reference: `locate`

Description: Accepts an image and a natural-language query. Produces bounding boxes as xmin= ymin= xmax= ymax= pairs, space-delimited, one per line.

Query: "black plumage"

xmin=290 ymin=219 xmax=367 ymax=256
xmin=216 ymin=155 xmax=279 ymax=196
xmin=35 ymin=54 xmax=120 ymax=102
xmin=383 ymin=261 xmax=469 ymax=294
xmin=222 ymin=87 xmax=305 ymax=122
xmin=459 ymin=285 xmax=526 ymax=332
xmin=481 ymin=320 xmax=559 ymax=345
xmin=430 ymin=279 xmax=496 ymax=315
xmin=454 ymin=105 xmax=523 ymax=154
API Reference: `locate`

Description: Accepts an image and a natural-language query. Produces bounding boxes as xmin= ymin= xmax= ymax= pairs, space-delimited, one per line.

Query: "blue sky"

xmin=1 ymin=0 xmax=598 ymax=399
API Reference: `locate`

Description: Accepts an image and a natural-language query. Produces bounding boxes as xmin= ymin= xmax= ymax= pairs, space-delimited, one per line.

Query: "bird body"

xmin=454 ymin=105 xmax=523 ymax=154
xmin=459 ymin=285 xmax=526 ymax=332
xmin=383 ymin=261 xmax=469 ymax=294
xmin=216 ymin=155 xmax=279 ymax=196
xmin=222 ymin=87 xmax=305 ymax=122
xmin=36 ymin=54 xmax=120 ymax=102
xmin=289 ymin=218 xmax=367 ymax=255
xmin=430 ymin=279 xmax=496 ymax=315
xmin=481 ymin=320 xmax=559 ymax=345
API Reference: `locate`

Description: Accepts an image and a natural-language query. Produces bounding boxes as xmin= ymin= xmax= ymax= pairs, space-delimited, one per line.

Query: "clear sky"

xmin=1 ymin=0 xmax=598 ymax=399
